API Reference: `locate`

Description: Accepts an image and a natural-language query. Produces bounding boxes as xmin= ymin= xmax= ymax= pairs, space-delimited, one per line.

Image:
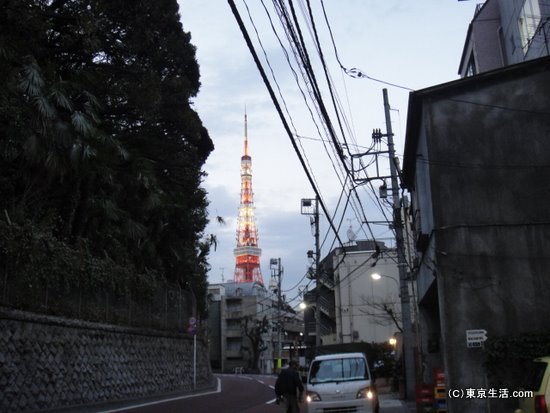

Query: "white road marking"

xmin=97 ymin=378 xmax=222 ymax=412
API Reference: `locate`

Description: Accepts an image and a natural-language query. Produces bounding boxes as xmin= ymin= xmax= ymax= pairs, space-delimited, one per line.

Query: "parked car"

xmin=515 ymin=356 xmax=550 ymax=413
xmin=305 ymin=352 xmax=379 ymax=413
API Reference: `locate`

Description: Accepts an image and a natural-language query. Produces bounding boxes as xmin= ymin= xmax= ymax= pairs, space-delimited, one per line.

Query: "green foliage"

xmin=482 ymin=331 xmax=550 ymax=391
xmin=0 ymin=219 xmax=164 ymax=320
xmin=484 ymin=332 xmax=550 ymax=375
xmin=0 ymin=0 xmax=214 ymax=321
xmin=369 ymin=342 xmax=397 ymax=379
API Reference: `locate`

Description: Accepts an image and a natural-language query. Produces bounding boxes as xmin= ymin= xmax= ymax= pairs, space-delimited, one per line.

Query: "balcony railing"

xmin=226 ymin=327 xmax=242 ymax=337
xmin=226 ymin=311 xmax=242 ymax=319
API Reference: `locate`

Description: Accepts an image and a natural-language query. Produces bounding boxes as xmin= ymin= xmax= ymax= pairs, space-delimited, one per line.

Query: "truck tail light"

xmin=535 ymin=395 xmax=548 ymax=413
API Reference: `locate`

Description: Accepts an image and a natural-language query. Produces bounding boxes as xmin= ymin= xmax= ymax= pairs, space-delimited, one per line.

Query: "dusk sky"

xmin=178 ymin=0 xmax=479 ymax=306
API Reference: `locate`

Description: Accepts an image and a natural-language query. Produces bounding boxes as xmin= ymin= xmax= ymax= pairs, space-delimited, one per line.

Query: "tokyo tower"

xmin=233 ymin=112 xmax=263 ymax=285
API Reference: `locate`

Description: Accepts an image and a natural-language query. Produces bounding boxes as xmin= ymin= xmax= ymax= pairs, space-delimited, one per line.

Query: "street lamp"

xmin=371 ymin=272 xmax=401 ymax=293
xmin=372 ymin=270 xmax=414 ymax=398
xmin=299 ymin=295 xmax=323 ymax=358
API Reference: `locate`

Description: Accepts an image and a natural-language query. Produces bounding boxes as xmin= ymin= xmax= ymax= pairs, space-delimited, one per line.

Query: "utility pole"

xmin=301 ymin=197 xmax=321 ymax=348
xmin=270 ymin=258 xmax=283 ymax=369
xmin=314 ymin=197 xmax=321 ymax=348
xmin=382 ymin=88 xmax=415 ymax=400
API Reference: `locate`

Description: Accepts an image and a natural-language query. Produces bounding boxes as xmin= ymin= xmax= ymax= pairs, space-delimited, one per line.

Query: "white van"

xmin=305 ymin=352 xmax=379 ymax=413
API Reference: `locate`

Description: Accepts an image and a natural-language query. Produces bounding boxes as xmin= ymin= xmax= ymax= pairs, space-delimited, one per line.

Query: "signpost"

xmin=188 ymin=317 xmax=197 ymax=388
xmin=466 ymin=329 xmax=488 ymax=348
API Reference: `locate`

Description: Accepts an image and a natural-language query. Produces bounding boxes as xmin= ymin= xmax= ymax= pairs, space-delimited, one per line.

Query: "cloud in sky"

xmin=179 ymin=0 xmax=478 ymax=301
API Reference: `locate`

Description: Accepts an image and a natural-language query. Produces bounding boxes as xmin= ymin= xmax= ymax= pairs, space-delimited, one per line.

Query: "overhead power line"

xmin=228 ymin=0 xmax=347 ymax=250
xmin=231 ymin=0 xmax=400 ymax=261
xmin=318 ymin=0 xmax=414 ymax=92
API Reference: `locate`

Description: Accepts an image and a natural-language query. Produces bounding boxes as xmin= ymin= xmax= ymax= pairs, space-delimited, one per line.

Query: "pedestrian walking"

xmin=275 ymin=360 xmax=304 ymax=413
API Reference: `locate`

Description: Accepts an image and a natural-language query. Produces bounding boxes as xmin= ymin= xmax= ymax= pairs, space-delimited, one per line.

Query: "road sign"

xmin=187 ymin=317 xmax=198 ymax=335
xmin=466 ymin=329 xmax=488 ymax=348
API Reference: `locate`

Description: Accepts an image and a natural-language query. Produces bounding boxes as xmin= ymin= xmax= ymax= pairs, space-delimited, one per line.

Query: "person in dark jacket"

xmin=275 ymin=360 xmax=304 ymax=413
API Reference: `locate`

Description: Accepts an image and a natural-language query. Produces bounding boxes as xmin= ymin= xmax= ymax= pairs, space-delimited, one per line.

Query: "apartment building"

xmin=207 ymin=281 xmax=303 ymax=374
xmin=459 ymin=0 xmax=550 ymax=77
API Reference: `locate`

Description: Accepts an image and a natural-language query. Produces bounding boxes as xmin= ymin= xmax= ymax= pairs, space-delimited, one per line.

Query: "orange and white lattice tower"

xmin=233 ymin=113 xmax=263 ymax=284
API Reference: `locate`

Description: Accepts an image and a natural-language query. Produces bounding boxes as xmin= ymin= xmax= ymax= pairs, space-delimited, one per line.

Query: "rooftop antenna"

xmin=346 ymin=219 xmax=357 ymax=244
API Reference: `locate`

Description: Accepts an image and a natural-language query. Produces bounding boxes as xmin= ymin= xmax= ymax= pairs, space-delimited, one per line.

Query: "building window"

xmin=465 ymin=53 xmax=477 ymax=77
xmin=498 ymin=27 xmax=508 ymax=66
xmin=518 ymin=0 xmax=541 ymax=52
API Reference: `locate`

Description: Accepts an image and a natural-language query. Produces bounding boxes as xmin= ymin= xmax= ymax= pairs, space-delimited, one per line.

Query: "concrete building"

xmin=459 ymin=0 xmax=550 ymax=77
xmin=403 ymin=56 xmax=550 ymax=412
xmin=333 ymin=245 xmax=402 ymax=345
xmin=302 ymin=254 xmax=336 ymax=349
xmin=207 ymin=281 xmax=303 ymax=374
xmin=303 ymin=241 xmax=403 ymax=351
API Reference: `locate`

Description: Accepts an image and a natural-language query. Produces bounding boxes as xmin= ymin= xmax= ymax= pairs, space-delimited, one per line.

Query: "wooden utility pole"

xmin=383 ymin=88 xmax=415 ymax=400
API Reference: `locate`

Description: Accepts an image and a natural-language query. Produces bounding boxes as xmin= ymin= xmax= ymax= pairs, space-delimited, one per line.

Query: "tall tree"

xmin=0 ymin=0 xmax=214 ymax=317
xmin=242 ymin=315 xmax=270 ymax=372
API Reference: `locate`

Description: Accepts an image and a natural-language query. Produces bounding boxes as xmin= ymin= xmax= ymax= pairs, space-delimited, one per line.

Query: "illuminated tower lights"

xmin=233 ymin=112 xmax=263 ymax=285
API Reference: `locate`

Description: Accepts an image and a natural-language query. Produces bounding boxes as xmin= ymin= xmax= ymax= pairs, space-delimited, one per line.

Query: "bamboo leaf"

xmin=45 ymin=151 xmax=60 ymax=171
xmin=71 ymin=111 xmax=95 ymax=136
xmin=82 ymin=145 xmax=97 ymax=159
xmin=50 ymin=88 xmax=73 ymax=111
xmin=33 ymin=95 xmax=56 ymax=119
xmin=124 ymin=218 xmax=147 ymax=241
xmin=19 ymin=63 xmax=44 ymax=96
xmin=82 ymin=90 xmax=101 ymax=109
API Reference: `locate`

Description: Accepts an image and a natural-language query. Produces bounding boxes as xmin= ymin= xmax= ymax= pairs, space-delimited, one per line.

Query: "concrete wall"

xmin=0 ymin=308 xmax=214 ymax=412
xmin=471 ymin=0 xmax=503 ymax=73
xmin=406 ymin=59 xmax=550 ymax=412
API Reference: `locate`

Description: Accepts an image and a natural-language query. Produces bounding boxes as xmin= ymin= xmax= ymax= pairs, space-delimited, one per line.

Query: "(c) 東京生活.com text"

xmin=447 ymin=388 xmax=533 ymax=399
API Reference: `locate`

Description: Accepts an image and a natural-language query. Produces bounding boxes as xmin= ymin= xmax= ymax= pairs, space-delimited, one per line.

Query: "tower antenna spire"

xmin=244 ymin=107 xmax=249 ymax=156
xmin=234 ymin=110 xmax=263 ymax=284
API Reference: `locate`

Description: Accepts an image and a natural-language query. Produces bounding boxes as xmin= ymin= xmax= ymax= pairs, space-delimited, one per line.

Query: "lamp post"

xmin=371 ymin=265 xmax=413 ymax=398
xmin=298 ymin=299 xmax=316 ymax=355
xmin=370 ymin=271 xmax=403 ymax=340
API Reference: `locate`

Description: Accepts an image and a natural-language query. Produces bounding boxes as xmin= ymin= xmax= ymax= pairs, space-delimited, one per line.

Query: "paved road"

xmin=378 ymin=394 xmax=416 ymax=413
xmin=70 ymin=374 xmax=413 ymax=413
xmin=95 ymin=374 xmax=281 ymax=413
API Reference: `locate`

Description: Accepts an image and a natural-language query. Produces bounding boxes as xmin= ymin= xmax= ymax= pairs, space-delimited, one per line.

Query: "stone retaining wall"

xmin=0 ymin=308 xmax=214 ymax=412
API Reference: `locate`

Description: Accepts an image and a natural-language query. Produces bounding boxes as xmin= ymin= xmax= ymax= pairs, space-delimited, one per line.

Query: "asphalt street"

xmin=55 ymin=374 xmax=415 ymax=413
